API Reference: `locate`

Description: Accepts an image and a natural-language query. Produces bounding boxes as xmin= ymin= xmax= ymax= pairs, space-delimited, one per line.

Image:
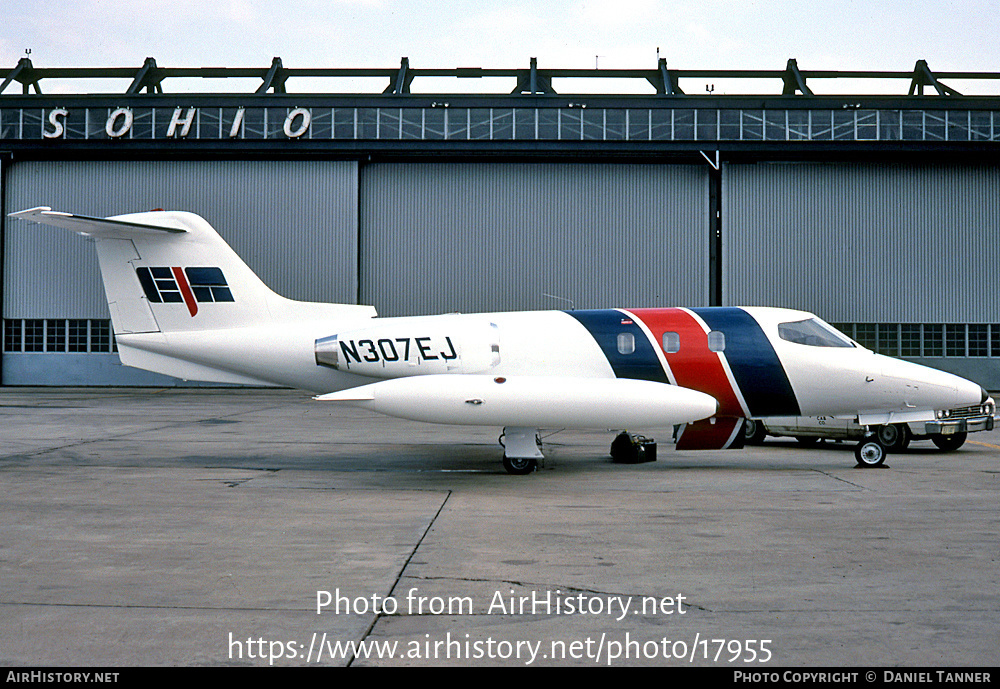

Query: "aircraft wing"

xmin=8 ymin=207 xmax=187 ymax=238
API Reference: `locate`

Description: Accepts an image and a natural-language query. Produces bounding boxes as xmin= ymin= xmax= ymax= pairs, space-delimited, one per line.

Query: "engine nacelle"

xmin=315 ymin=315 xmax=501 ymax=379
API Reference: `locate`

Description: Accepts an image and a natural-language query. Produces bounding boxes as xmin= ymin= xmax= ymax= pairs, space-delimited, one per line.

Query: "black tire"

xmin=854 ymin=437 xmax=886 ymax=467
xmin=931 ymin=432 xmax=967 ymax=452
xmin=876 ymin=423 xmax=911 ymax=451
xmin=744 ymin=419 xmax=767 ymax=445
xmin=502 ymin=455 xmax=537 ymax=475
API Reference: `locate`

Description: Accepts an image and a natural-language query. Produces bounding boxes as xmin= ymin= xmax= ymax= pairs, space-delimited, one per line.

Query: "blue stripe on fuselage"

xmin=566 ymin=309 xmax=668 ymax=384
xmin=690 ymin=307 xmax=801 ymax=417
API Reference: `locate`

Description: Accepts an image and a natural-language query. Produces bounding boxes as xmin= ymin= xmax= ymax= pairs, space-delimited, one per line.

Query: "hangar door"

xmin=723 ymin=162 xmax=1000 ymax=387
xmin=359 ymin=163 xmax=710 ymax=317
xmin=2 ymin=160 xmax=359 ymax=385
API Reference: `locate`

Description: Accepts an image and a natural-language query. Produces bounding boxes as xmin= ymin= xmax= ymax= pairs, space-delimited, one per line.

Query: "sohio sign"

xmin=36 ymin=106 xmax=313 ymax=139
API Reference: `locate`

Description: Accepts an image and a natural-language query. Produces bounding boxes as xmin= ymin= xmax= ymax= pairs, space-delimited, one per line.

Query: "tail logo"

xmin=136 ymin=266 xmax=235 ymax=317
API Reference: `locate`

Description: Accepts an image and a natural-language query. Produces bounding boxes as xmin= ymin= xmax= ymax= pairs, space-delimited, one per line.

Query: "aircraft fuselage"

xmin=118 ymin=305 xmax=987 ymax=427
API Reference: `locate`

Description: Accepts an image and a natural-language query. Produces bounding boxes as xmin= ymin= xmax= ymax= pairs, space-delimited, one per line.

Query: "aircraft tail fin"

xmin=9 ymin=207 xmax=375 ymax=337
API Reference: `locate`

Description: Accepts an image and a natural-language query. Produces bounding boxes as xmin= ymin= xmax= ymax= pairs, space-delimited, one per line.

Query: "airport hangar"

xmin=1 ymin=57 xmax=999 ymax=389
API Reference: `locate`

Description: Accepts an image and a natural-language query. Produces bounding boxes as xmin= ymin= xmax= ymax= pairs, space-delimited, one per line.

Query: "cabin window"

xmin=617 ymin=332 xmax=635 ymax=355
xmin=707 ymin=330 xmax=726 ymax=352
xmin=779 ymin=318 xmax=855 ymax=348
xmin=662 ymin=331 xmax=680 ymax=353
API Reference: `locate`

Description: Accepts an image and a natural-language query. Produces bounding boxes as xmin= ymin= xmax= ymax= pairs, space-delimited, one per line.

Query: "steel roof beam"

xmin=648 ymin=58 xmax=684 ymax=95
xmin=511 ymin=58 xmax=555 ymax=94
xmin=256 ymin=57 xmax=288 ymax=94
xmin=126 ymin=57 xmax=164 ymax=94
xmin=383 ymin=57 xmax=415 ymax=94
xmin=908 ymin=59 xmax=962 ymax=96
xmin=782 ymin=59 xmax=813 ymax=96
xmin=0 ymin=57 xmax=42 ymax=95
xmin=4 ymin=59 xmax=999 ymax=97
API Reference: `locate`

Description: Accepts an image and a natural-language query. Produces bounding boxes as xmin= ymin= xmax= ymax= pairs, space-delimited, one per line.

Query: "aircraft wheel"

xmin=931 ymin=432 xmax=967 ymax=452
xmin=502 ymin=455 xmax=537 ymax=475
xmin=854 ymin=436 xmax=886 ymax=467
xmin=876 ymin=423 xmax=910 ymax=451
xmin=744 ymin=419 xmax=767 ymax=445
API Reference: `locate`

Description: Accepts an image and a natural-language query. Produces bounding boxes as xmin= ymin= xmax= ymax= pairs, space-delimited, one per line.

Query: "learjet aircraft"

xmin=11 ymin=207 xmax=993 ymax=473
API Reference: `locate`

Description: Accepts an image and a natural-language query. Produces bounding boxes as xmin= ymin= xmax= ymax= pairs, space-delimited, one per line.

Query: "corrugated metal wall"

xmin=723 ymin=163 xmax=1000 ymax=322
xmin=7 ymin=157 xmax=996 ymax=386
xmin=4 ymin=159 xmax=359 ymax=318
xmin=359 ymin=163 xmax=710 ymax=316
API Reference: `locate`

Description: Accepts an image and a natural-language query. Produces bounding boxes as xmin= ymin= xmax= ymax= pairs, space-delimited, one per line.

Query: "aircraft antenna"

xmin=542 ymin=293 xmax=575 ymax=310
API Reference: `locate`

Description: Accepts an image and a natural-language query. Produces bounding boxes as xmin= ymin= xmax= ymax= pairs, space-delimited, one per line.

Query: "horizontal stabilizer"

xmin=9 ymin=206 xmax=187 ymax=238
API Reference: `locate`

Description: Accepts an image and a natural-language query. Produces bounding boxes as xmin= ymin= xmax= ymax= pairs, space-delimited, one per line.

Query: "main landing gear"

xmin=500 ymin=427 xmax=542 ymax=475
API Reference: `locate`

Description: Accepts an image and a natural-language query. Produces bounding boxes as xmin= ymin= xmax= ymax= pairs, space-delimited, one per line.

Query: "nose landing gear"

xmin=854 ymin=434 xmax=887 ymax=467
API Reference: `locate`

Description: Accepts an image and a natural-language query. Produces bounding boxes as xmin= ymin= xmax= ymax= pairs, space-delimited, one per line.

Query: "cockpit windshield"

xmin=778 ymin=318 xmax=856 ymax=348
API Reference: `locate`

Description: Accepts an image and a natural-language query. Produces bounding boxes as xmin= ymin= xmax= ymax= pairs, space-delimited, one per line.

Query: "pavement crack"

xmin=810 ymin=468 xmax=869 ymax=489
xmin=347 ymin=490 xmax=452 ymax=666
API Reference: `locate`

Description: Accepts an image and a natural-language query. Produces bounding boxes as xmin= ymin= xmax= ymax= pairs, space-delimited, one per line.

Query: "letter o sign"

xmin=283 ymin=108 xmax=311 ymax=138
xmin=106 ymin=108 xmax=133 ymax=138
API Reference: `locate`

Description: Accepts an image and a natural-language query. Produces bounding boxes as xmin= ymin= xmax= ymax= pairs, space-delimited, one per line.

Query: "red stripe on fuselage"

xmin=172 ymin=267 xmax=198 ymax=317
xmin=676 ymin=418 xmax=744 ymax=450
xmin=629 ymin=308 xmax=742 ymax=416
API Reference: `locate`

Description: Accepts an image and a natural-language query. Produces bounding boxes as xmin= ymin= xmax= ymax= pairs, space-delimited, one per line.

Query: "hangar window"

xmin=853 ymin=324 xmax=877 ymax=350
xmin=969 ymin=325 xmax=988 ymax=357
xmin=2 ymin=319 xmax=115 ymax=353
xmin=879 ymin=324 xmax=899 ymax=356
xmin=662 ymin=331 xmax=680 ymax=353
xmin=3 ymin=319 xmax=22 ymax=352
xmin=901 ymin=324 xmax=922 ymax=356
xmin=24 ymin=320 xmax=44 ymax=352
xmin=617 ymin=333 xmax=635 ymax=355
xmin=947 ymin=324 xmax=967 ymax=357
xmin=923 ymin=325 xmax=943 ymax=357
xmin=707 ymin=331 xmax=726 ymax=352
xmin=92 ymin=321 xmax=115 ymax=353
xmin=68 ymin=320 xmax=89 ymax=352
xmin=45 ymin=320 xmax=66 ymax=352
xmin=778 ymin=319 xmax=855 ymax=348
